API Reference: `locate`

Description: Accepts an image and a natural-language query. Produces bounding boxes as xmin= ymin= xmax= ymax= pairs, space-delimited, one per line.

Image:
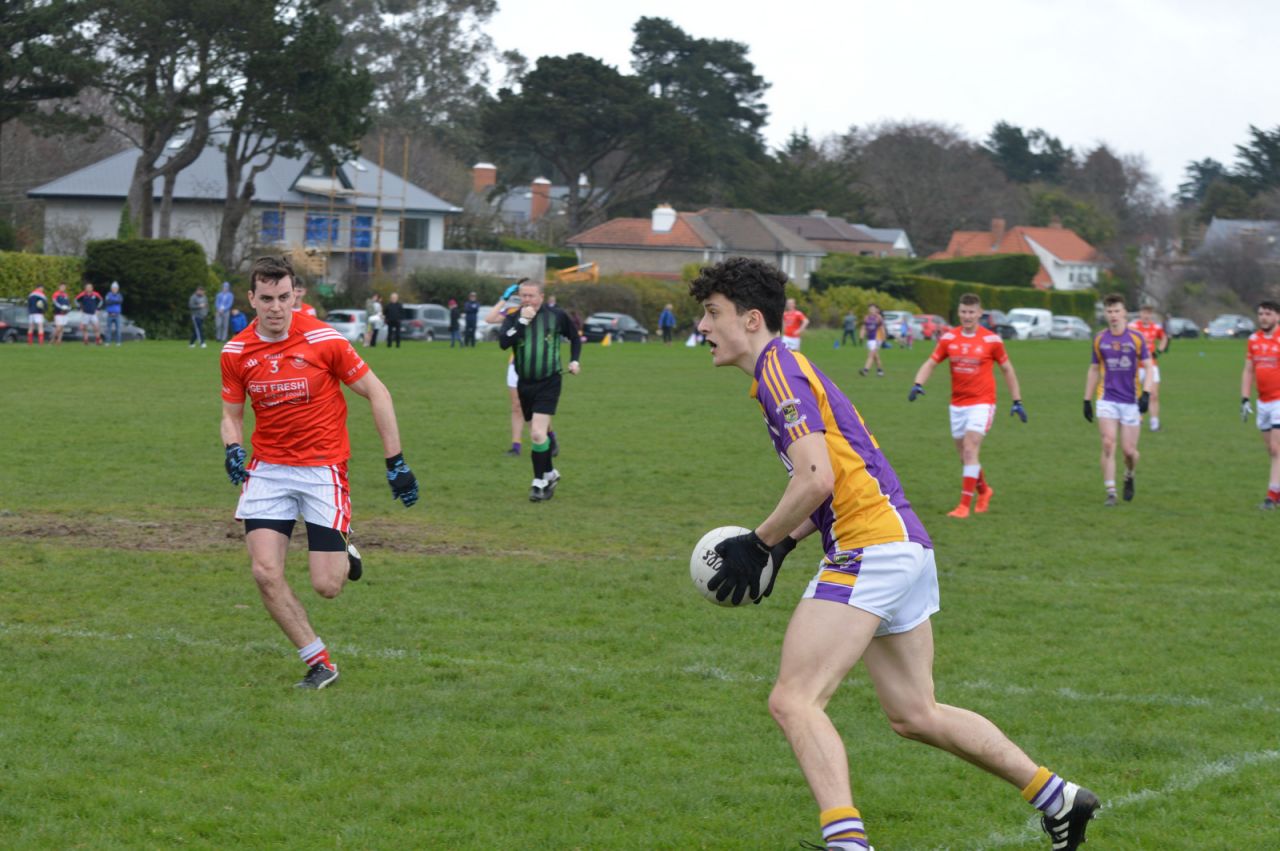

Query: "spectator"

xmin=841 ymin=310 xmax=859 ymax=347
xmin=189 ymin=286 xmax=209 ymax=348
xmin=384 ymin=292 xmax=404 ymax=348
xmin=658 ymin=303 xmax=677 ymax=344
xmin=105 ymin=281 xmax=125 ymax=346
xmin=229 ymin=307 xmax=248 ymax=335
xmin=899 ymin=315 xmax=913 ymax=349
xmin=448 ymin=299 xmax=462 ymax=347
xmin=214 ymin=281 xmax=234 ymax=341
xmin=365 ymin=292 xmax=384 ymax=346
xmin=463 ymin=291 xmax=480 ymax=347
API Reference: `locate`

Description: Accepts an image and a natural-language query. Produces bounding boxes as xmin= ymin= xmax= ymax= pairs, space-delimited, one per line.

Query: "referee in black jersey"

xmin=499 ymin=279 xmax=582 ymax=501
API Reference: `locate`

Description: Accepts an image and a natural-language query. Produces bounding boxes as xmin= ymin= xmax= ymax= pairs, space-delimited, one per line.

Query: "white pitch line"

xmin=962 ymin=749 xmax=1280 ymax=850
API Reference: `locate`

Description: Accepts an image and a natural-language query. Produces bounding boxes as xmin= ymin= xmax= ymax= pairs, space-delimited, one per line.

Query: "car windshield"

xmin=329 ymin=312 xmax=355 ymax=322
xmin=1208 ymin=317 xmax=1237 ymax=328
xmin=1006 ymin=310 xmax=1038 ymax=322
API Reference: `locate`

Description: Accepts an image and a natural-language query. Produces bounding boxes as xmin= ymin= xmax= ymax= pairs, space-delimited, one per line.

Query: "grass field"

xmin=1 ymin=330 xmax=1277 ymax=850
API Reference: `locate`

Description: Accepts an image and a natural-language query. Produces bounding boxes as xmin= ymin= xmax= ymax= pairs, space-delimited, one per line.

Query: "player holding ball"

xmin=689 ymin=256 xmax=1097 ymax=851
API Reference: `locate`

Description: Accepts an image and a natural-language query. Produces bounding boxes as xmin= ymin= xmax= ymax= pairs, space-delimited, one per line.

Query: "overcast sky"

xmin=487 ymin=0 xmax=1280 ymax=198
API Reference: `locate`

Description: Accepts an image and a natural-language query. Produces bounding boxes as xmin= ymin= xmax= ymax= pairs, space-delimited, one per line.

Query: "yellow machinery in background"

xmin=552 ymin=262 xmax=599 ymax=284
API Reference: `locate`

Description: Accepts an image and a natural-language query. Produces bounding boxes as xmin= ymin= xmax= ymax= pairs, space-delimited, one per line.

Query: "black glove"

xmin=1138 ymin=391 xmax=1150 ymax=414
xmin=907 ymin=383 xmax=925 ymax=402
xmin=1083 ymin=400 xmax=1093 ymax=423
xmin=708 ymin=530 xmax=771 ymax=606
xmin=1242 ymin=397 xmax=1254 ymax=422
xmin=385 ymin=453 xmax=419 ymax=507
xmin=1010 ymin=399 xmax=1027 ymax=422
xmin=754 ymin=536 xmax=798 ymax=604
xmin=225 ymin=443 xmax=247 ymax=485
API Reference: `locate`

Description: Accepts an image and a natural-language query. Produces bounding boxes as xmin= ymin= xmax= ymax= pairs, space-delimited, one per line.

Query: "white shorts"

xmin=866 ymin=339 xmax=880 ymax=352
xmin=1138 ymin=365 xmax=1161 ymax=384
xmin=1257 ymin=399 xmax=1280 ymax=432
xmin=506 ymin=362 xmax=519 ymax=389
xmin=782 ymin=335 xmax=801 ymax=351
xmin=236 ymin=460 xmax=352 ymax=532
xmin=82 ymin=314 xmax=100 ymax=328
xmin=54 ymin=314 xmax=67 ymax=327
xmin=1096 ymin=399 xmax=1141 ymax=427
xmin=802 ymin=541 xmax=940 ymax=637
xmin=29 ymin=313 xmax=44 ymax=329
xmin=949 ymin=403 xmax=995 ymax=439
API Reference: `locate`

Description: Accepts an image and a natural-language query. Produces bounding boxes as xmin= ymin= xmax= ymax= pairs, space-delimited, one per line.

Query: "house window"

xmin=351 ymin=215 xmax=373 ymax=249
xmin=305 ymin=214 xmax=339 ymax=246
xmin=261 ymin=210 xmax=285 ymax=243
xmin=403 ymin=218 xmax=430 ymax=250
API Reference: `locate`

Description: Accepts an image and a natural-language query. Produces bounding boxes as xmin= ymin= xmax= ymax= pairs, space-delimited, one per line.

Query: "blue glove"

xmin=385 ymin=453 xmax=419 ymax=507
xmin=225 ymin=443 xmax=247 ymax=485
xmin=501 ymin=283 xmax=519 ymax=301
xmin=1010 ymin=399 xmax=1027 ymax=422
xmin=907 ymin=383 xmax=925 ymax=402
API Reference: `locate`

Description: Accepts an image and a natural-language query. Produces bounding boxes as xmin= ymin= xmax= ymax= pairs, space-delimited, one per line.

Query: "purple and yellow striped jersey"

xmin=1091 ymin=328 xmax=1149 ymax=404
xmin=751 ymin=338 xmax=932 ymax=559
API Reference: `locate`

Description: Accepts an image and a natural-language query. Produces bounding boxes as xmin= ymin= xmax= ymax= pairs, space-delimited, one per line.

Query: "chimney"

xmin=990 ymin=217 xmax=1006 ymax=249
xmin=809 ymin=209 xmax=827 ymax=218
xmin=530 ymin=177 xmax=551 ymax=221
xmin=1050 ymin=215 xmax=1063 ymax=229
xmin=472 ymin=162 xmax=496 ymax=195
xmin=651 ymin=204 xmax=677 ymax=233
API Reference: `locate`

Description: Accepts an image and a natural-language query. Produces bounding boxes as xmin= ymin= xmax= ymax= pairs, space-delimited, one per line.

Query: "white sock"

xmin=298 ymin=637 xmax=325 ymax=664
xmin=962 ymin=464 xmax=981 ymax=479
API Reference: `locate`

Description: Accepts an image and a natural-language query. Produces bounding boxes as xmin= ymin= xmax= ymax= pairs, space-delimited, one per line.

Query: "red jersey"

xmin=220 ymin=312 xmax=370 ymax=465
xmin=782 ymin=309 xmax=807 ymax=338
xmin=1128 ymin=320 xmax=1166 ymax=355
xmin=293 ymin=303 xmax=318 ymax=317
xmin=929 ymin=328 xmax=1008 ymax=406
xmin=1246 ymin=327 xmax=1280 ymax=403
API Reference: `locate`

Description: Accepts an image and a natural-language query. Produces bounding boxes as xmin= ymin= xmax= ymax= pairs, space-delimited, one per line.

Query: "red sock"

xmin=977 ymin=469 xmax=989 ymax=493
xmin=302 ymin=645 xmax=332 ymax=669
xmin=1269 ymin=488 xmax=1280 ymax=503
xmin=959 ymin=476 xmax=977 ymax=507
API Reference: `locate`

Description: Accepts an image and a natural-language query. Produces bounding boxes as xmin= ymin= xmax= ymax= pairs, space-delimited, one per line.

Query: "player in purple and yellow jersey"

xmin=689 ymin=257 xmax=1098 ymax=851
xmin=1084 ymin=293 xmax=1153 ymax=506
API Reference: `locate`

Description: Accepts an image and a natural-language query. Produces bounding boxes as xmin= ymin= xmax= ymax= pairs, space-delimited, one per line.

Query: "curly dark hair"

xmin=687 ymin=256 xmax=787 ymax=334
xmin=250 ymin=255 xmax=295 ymax=292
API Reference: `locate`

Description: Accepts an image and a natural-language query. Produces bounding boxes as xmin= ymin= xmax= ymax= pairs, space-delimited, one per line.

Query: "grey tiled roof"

xmin=695 ymin=208 xmax=825 ymax=254
xmin=27 ymin=136 xmax=460 ymax=215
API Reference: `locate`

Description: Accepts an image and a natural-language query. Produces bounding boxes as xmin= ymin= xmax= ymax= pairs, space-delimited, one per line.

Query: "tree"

xmin=983 ymin=121 xmax=1073 ymax=184
xmin=481 ymin=54 xmax=691 ymax=233
xmin=630 ymin=16 xmax=769 ymax=206
xmin=0 ymin=0 xmax=100 ymax=128
xmin=1199 ymin=180 xmax=1255 ymax=222
xmin=1232 ymin=124 xmax=1280 ymax=196
xmin=742 ymin=130 xmax=867 ymax=219
xmin=1029 ymin=188 xmax=1116 ymax=246
xmin=1177 ymin=158 xmax=1229 ymax=207
xmin=212 ymin=4 xmax=372 ymax=269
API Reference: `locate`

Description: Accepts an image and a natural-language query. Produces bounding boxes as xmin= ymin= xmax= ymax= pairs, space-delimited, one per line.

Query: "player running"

xmin=908 ymin=294 xmax=1026 ymax=518
xmin=690 ymin=256 xmax=1098 ymax=851
xmin=1241 ymin=299 xmax=1280 ymax=509
xmin=1128 ymin=303 xmax=1169 ymax=431
xmin=1084 ymin=294 xmax=1153 ymax=506
xmin=220 ymin=255 xmax=419 ymax=689
xmin=498 ymin=279 xmax=579 ymax=501
xmin=858 ymin=304 xmax=886 ymax=377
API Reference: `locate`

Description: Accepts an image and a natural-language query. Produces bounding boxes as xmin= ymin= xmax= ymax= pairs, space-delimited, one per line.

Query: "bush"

xmin=909 ymin=254 xmax=1041 ymax=288
xmin=811 ymin=253 xmax=1042 ymax=292
xmin=552 ymin=275 xmax=694 ymax=331
xmin=403 ymin=267 xmax=509 ymax=305
xmin=0 ymin=251 xmax=86 ymax=303
xmin=83 ymin=239 xmax=214 ymax=339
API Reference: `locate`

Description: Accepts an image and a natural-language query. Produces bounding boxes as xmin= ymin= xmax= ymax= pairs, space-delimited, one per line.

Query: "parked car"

xmin=1003 ymin=307 xmax=1053 ymax=340
xmin=882 ymin=310 xmax=918 ymax=340
xmin=60 ymin=310 xmax=147 ymax=342
xmin=401 ymin=303 xmax=450 ymax=341
xmin=979 ymin=309 xmax=1009 ymax=336
xmin=324 ymin=309 xmax=368 ymax=343
xmin=1167 ymin=317 xmax=1199 ymax=339
xmin=0 ymin=302 xmax=28 ymax=342
xmin=1204 ymin=314 xmax=1255 ymax=339
xmin=474 ymin=316 xmax=503 ymax=342
xmin=582 ymin=312 xmax=649 ymax=343
xmin=1050 ymin=315 xmax=1093 ymax=340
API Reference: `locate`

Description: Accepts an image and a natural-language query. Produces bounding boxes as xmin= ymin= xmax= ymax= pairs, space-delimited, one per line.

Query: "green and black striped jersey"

xmin=499 ymin=305 xmax=583 ymax=382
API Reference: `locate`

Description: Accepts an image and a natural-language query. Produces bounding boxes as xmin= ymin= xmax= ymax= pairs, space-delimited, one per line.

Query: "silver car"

xmin=324 ymin=309 xmax=368 ymax=343
xmin=1050 ymin=315 xmax=1092 ymax=340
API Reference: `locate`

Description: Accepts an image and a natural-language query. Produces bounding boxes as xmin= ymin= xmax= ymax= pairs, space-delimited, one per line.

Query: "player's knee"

xmin=311 ymin=575 xmax=344 ymax=599
xmin=884 ymin=704 xmax=937 ymax=741
xmin=251 ymin=561 xmax=285 ymax=589
xmin=530 ymin=427 xmax=548 ymax=444
xmin=767 ymin=682 xmax=814 ymax=730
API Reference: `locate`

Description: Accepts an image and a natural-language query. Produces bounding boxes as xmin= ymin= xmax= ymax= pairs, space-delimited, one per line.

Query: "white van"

xmin=1003 ymin=307 xmax=1053 ymax=340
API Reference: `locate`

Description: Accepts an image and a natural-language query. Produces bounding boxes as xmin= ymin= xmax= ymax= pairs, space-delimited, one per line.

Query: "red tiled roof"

xmin=932 ymin=225 xmax=1100 ymax=288
xmin=567 ymin=214 xmax=707 ymax=249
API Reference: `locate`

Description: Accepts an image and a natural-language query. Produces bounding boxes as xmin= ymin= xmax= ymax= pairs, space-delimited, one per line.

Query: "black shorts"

xmin=517 ymin=373 xmax=562 ymax=421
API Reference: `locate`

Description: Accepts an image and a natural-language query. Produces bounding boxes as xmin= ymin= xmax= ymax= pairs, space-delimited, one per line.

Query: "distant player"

xmin=220 ymin=256 xmax=419 ymax=689
xmin=51 ymin=283 xmax=72 ymax=344
xmin=859 ymin=304 xmax=885 ymax=377
xmin=1241 ymin=299 xmax=1280 ymax=509
xmin=908 ymin=293 xmax=1027 ymax=518
xmin=498 ymin=279 xmax=580 ymax=501
xmin=1084 ymin=293 xmax=1153 ymax=506
xmin=781 ymin=297 xmax=809 ymax=351
xmin=1128 ymin=303 xmax=1169 ymax=431
xmin=689 ymin=257 xmax=1097 ymax=851
xmin=26 ymin=285 xmax=47 ymax=345
xmin=292 ymin=280 xmax=318 ymax=317
xmin=75 ymin=282 xmax=104 ymax=345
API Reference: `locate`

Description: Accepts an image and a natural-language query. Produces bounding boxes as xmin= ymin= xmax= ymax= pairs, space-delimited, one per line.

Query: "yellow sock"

xmin=820 ymin=806 xmax=868 ymax=849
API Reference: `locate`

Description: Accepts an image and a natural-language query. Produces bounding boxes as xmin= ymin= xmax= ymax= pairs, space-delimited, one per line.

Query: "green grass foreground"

xmin=1 ymin=332 xmax=1277 ymax=850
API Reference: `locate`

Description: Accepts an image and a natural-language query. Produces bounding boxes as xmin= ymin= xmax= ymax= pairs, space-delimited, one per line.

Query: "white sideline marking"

xmin=964 ymin=749 xmax=1280 ymax=850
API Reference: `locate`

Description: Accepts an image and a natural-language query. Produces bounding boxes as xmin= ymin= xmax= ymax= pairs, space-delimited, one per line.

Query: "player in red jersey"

xmin=781 ymin=297 xmax=809 ymax=351
xmin=291 ymin=278 xmax=318 ymax=317
xmin=220 ymin=256 xmax=419 ymax=689
xmin=1128 ymin=304 xmax=1169 ymax=431
xmin=908 ymin=293 xmax=1026 ymax=518
xmin=1241 ymin=299 xmax=1280 ymax=509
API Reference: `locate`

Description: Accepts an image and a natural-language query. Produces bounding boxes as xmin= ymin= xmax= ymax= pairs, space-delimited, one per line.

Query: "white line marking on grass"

xmin=962 ymin=749 xmax=1280 ymax=850
xmin=949 ymin=677 xmax=1277 ymax=713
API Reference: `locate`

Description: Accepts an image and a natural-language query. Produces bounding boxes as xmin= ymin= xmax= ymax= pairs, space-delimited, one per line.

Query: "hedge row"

xmin=811 ymin=253 xmax=1041 ymax=292
xmin=0 ymin=252 xmax=86 ymax=301
xmin=904 ymin=274 xmax=1096 ymax=321
xmin=84 ymin=239 xmax=220 ymax=339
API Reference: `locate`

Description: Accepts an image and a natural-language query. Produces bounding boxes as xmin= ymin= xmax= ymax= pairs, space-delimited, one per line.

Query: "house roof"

xmin=569 ymin=208 xmax=825 ymax=255
xmin=27 ymin=134 xmax=460 ymax=215
xmin=933 ymin=223 xmax=1100 ymax=287
xmin=1201 ymin=218 xmax=1280 ymax=258
xmin=769 ymin=214 xmax=879 ymax=244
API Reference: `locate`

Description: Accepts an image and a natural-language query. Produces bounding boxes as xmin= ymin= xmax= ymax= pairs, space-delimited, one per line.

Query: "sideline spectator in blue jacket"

xmin=105 ymin=282 xmax=125 ymax=346
xmin=214 ymin=281 xmax=235 ymax=341
xmin=658 ymin=303 xmax=677 ymax=344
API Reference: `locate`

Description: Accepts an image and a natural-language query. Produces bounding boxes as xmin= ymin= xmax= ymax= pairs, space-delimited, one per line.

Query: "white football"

xmin=690 ymin=525 xmax=775 ymax=607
